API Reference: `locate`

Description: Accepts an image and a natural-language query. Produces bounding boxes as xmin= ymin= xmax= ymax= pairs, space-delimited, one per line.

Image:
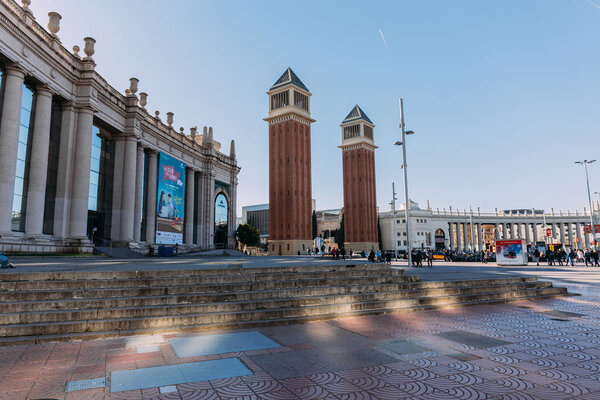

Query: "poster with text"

xmin=156 ymin=152 xmax=186 ymax=245
xmin=495 ymin=239 xmax=528 ymax=266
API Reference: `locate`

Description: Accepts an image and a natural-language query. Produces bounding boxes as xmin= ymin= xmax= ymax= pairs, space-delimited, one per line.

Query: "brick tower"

xmin=340 ymin=105 xmax=379 ymax=252
xmin=265 ymin=68 xmax=314 ymax=255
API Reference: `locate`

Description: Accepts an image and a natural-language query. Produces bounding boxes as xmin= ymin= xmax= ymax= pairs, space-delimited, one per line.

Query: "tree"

xmin=236 ymin=223 xmax=260 ymax=247
xmin=377 ymin=216 xmax=383 ymax=250
xmin=312 ymin=210 xmax=317 ymax=239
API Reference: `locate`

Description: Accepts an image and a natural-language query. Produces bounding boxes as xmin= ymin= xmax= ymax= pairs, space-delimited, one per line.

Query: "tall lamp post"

xmin=394 ymin=98 xmax=415 ymax=267
xmin=390 ymin=183 xmax=398 ymax=260
xmin=575 ymin=160 xmax=596 ymax=249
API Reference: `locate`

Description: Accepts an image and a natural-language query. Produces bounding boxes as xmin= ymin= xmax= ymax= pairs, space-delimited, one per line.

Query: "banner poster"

xmin=495 ymin=239 xmax=528 ymax=266
xmin=156 ymin=152 xmax=186 ymax=245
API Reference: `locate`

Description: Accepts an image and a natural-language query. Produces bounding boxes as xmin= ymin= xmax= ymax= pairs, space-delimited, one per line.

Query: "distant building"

xmin=241 ymin=204 xmax=269 ymax=244
xmin=380 ymin=200 xmax=600 ymax=252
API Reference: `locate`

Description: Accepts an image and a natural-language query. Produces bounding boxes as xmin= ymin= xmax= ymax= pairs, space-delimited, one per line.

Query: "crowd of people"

xmin=545 ymin=247 xmax=600 ymax=267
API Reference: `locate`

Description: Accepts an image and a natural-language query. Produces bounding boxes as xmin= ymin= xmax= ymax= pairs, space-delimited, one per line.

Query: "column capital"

xmin=3 ymin=63 xmax=26 ymax=78
xmin=75 ymin=105 xmax=94 ymax=115
xmin=36 ymin=84 xmax=54 ymax=97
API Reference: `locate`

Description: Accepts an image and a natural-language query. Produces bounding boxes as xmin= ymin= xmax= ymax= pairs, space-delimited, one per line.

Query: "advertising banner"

xmin=156 ymin=152 xmax=186 ymax=245
xmin=495 ymin=239 xmax=528 ymax=266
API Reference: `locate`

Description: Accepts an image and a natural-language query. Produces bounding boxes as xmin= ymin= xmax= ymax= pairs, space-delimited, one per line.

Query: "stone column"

xmin=532 ymin=223 xmax=539 ymax=244
xmin=133 ymin=143 xmax=144 ymax=241
xmin=551 ymin=223 xmax=556 ymax=243
xmin=0 ymin=65 xmax=26 ymax=234
xmin=575 ymin=222 xmax=582 ymax=249
xmin=462 ymin=223 xmax=468 ymax=250
xmin=457 ymin=223 xmax=463 ymax=251
xmin=145 ymin=150 xmax=158 ymax=243
xmin=24 ymin=86 xmax=53 ymax=236
xmin=68 ymin=107 xmax=94 ymax=239
xmin=53 ymin=103 xmax=77 ymax=238
xmin=448 ymin=222 xmax=454 ymax=250
xmin=477 ymin=223 xmax=483 ymax=251
xmin=195 ymin=172 xmax=205 ymax=247
xmin=495 ymin=223 xmax=499 ymax=241
xmin=110 ymin=139 xmax=125 ymax=240
xmin=119 ymin=137 xmax=138 ymax=241
xmin=559 ymin=222 xmax=565 ymax=245
xmin=185 ymin=168 xmax=195 ymax=244
xmin=228 ymin=177 xmax=238 ymax=248
xmin=524 ymin=222 xmax=531 ymax=244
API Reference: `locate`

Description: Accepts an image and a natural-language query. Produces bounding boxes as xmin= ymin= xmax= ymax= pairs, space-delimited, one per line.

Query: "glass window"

xmin=214 ymin=193 xmax=228 ymax=247
xmin=88 ymin=126 xmax=101 ymax=211
xmin=11 ymin=84 xmax=34 ymax=231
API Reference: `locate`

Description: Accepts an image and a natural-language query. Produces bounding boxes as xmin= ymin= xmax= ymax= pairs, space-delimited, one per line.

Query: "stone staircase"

xmin=0 ymin=264 xmax=568 ymax=345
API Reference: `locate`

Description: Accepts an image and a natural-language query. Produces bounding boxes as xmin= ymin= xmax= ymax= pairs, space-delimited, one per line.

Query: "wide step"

xmin=0 ymin=264 xmax=570 ymax=344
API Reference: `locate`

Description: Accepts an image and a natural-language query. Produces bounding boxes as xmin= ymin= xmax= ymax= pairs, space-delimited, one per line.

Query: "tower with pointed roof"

xmin=265 ymin=68 xmax=315 ymax=255
xmin=340 ymin=105 xmax=379 ymax=252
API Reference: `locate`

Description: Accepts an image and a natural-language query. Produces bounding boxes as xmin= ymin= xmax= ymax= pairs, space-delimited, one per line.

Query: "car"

xmin=504 ymin=251 xmax=517 ymax=259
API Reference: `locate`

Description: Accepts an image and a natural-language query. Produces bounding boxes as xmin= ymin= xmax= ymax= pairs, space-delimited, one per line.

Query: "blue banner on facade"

xmin=156 ymin=152 xmax=186 ymax=245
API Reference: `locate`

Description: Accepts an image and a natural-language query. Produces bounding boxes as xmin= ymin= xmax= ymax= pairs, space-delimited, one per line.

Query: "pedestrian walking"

xmin=547 ymin=250 xmax=554 ymax=266
xmin=592 ymin=248 xmax=599 ymax=267
xmin=533 ymin=248 xmax=540 ymax=266
xmin=427 ymin=249 xmax=433 ymax=268
xmin=585 ymin=248 xmax=591 ymax=266
xmin=568 ymin=249 xmax=576 ymax=266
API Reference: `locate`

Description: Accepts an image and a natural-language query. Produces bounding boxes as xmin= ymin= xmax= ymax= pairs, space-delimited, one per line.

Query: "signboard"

xmin=546 ymin=228 xmax=552 ymax=237
xmin=583 ymin=224 xmax=600 ymax=234
xmin=156 ymin=152 xmax=186 ymax=245
xmin=495 ymin=239 xmax=528 ymax=266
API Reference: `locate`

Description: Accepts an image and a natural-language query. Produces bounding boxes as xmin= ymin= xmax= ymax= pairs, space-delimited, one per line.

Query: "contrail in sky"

xmin=378 ymin=28 xmax=388 ymax=48
xmin=586 ymin=0 xmax=600 ymax=10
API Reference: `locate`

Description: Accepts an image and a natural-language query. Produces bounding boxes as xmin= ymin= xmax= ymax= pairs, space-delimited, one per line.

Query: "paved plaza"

xmin=1 ymin=258 xmax=600 ymax=399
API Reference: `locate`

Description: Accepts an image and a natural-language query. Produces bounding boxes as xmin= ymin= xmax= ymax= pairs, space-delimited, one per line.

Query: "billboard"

xmin=156 ymin=152 xmax=185 ymax=245
xmin=496 ymin=239 xmax=528 ymax=266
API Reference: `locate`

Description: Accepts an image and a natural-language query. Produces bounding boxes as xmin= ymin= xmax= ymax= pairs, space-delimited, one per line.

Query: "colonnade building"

xmin=380 ymin=201 xmax=600 ymax=252
xmin=0 ymin=2 xmax=239 ymax=254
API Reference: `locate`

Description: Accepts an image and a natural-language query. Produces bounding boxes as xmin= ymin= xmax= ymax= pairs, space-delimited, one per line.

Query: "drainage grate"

xmin=65 ymin=377 xmax=107 ymax=392
xmin=379 ymin=339 xmax=429 ymax=355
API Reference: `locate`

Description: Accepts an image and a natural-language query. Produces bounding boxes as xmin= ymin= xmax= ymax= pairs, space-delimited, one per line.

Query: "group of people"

xmin=308 ymin=245 xmax=348 ymax=259
xmin=546 ymin=248 xmax=600 ymax=267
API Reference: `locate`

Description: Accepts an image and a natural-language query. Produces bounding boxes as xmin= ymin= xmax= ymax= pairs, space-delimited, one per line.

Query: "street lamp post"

xmin=394 ymin=98 xmax=414 ymax=267
xmin=575 ymin=160 xmax=596 ymax=249
xmin=390 ymin=183 xmax=398 ymax=260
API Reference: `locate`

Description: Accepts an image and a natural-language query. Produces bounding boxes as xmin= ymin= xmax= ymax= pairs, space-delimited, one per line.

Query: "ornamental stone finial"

xmin=139 ymin=92 xmax=147 ymax=108
xmin=129 ymin=77 xmax=139 ymax=95
xmin=21 ymin=0 xmax=31 ymax=11
xmin=208 ymin=127 xmax=214 ymax=143
xmin=179 ymin=127 xmax=185 ymax=135
xmin=48 ymin=12 xmax=61 ymax=35
xmin=230 ymin=140 xmax=236 ymax=158
xmin=166 ymin=112 xmax=174 ymax=127
xmin=154 ymin=110 xmax=160 ymax=119
xmin=72 ymin=45 xmax=81 ymax=59
xmin=190 ymin=126 xmax=197 ymax=139
xmin=83 ymin=37 xmax=95 ymax=59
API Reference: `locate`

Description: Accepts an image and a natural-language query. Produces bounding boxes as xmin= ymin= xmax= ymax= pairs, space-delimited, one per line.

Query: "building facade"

xmin=380 ymin=201 xmax=600 ymax=252
xmin=340 ymin=105 xmax=378 ymax=252
xmin=241 ymin=204 xmax=269 ymax=244
xmin=0 ymin=2 xmax=239 ymax=254
xmin=265 ymin=68 xmax=314 ymax=255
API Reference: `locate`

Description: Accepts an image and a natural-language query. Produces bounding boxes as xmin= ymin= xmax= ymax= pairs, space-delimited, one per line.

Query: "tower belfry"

xmin=340 ymin=105 xmax=379 ymax=252
xmin=265 ymin=68 xmax=315 ymax=255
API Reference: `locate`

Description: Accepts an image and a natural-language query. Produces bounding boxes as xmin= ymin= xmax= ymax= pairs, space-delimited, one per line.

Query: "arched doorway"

xmin=214 ymin=193 xmax=228 ymax=248
xmin=435 ymin=228 xmax=446 ymax=250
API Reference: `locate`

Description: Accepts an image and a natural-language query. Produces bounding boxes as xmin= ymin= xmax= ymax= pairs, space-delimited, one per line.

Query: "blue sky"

xmin=35 ymin=0 xmax=600 ymax=214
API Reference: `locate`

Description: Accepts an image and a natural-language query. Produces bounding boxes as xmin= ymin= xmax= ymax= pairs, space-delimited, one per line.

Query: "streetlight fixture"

xmin=575 ymin=160 xmax=596 ymax=248
xmin=394 ymin=99 xmax=414 ymax=267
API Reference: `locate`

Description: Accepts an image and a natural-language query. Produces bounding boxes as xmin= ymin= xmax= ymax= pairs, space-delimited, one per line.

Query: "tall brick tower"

xmin=265 ymin=68 xmax=314 ymax=255
xmin=340 ymin=105 xmax=379 ymax=252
